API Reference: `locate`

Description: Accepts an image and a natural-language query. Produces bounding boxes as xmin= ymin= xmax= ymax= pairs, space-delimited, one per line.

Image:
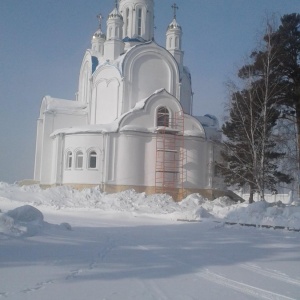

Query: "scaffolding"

xmin=155 ymin=110 xmax=186 ymax=200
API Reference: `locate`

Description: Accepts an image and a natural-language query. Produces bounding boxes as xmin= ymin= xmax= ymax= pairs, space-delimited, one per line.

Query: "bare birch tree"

xmin=218 ymin=20 xmax=292 ymax=203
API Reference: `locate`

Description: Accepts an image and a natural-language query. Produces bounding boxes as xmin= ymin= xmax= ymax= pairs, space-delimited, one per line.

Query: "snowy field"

xmin=1 ymin=183 xmax=300 ymax=300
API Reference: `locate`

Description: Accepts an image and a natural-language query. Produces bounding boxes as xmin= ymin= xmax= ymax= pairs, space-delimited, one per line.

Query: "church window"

xmin=66 ymin=151 xmax=72 ymax=169
xmin=157 ymin=107 xmax=170 ymax=127
xmin=137 ymin=8 xmax=142 ymax=36
xmin=75 ymin=151 xmax=84 ymax=169
xmin=175 ymin=37 xmax=179 ymax=48
xmin=88 ymin=151 xmax=97 ymax=169
xmin=126 ymin=8 xmax=130 ymax=36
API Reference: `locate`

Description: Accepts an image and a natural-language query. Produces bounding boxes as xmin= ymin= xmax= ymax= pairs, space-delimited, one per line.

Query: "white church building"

xmin=34 ymin=0 xmax=225 ymax=200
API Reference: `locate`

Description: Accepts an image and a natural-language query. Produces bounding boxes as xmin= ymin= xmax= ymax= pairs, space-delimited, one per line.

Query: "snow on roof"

xmin=184 ymin=130 xmax=205 ymax=137
xmin=50 ymin=89 xmax=167 ymax=137
xmin=44 ymin=96 xmax=87 ymax=114
xmin=120 ymin=125 xmax=151 ymax=133
xmin=132 ymin=88 xmax=165 ymax=111
xmin=50 ymin=122 xmax=119 ymax=137
xmin=195 ymin=114 xmax=219 ymax=129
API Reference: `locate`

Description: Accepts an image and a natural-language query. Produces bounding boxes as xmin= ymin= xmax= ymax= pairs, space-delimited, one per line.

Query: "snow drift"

xmin=0 ymin=182 xmax=300 ymax=239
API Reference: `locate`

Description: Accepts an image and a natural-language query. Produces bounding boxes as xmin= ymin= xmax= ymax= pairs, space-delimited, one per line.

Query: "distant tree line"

xmin=217 ymin=13 xmax=300 ymax=203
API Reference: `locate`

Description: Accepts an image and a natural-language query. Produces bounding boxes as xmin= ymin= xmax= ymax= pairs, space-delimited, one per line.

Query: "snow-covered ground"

xmin=1 ymin=183 xmax=300 ymax=299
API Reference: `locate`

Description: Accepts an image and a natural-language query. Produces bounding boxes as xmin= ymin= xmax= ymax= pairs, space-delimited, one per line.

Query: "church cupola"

xmin=119 ymin=0 xmax=154 ymax=42
xmin=91 ymin=14 xmax=106 ymax=56
xmin=104 ymin=1 xmax=125 ymax=60
xmin=166 ymin=3 xmax=184 ymax=72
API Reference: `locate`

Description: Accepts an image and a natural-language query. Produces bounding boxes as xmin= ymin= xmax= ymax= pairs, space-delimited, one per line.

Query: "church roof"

xmin=108 ymin=7 xmax=123 ymax=20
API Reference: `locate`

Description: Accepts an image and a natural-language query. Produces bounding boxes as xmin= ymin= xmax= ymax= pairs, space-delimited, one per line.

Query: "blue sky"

xmin=0 ymin=0 xmax=299 ymax=183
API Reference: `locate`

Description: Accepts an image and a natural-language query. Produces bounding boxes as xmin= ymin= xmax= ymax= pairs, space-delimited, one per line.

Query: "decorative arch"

xmin=122 ymin=43 xmax=180 ymax=111
xmin=78 ymin=50 xmax=93 ymax=104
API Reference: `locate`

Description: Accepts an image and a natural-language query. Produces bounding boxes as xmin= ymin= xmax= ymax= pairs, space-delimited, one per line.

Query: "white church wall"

xmin=180 ymin=71 xmax=192 ymax=114
xmin=91 ymin=67 xmax=122 ymax=124
xmin=114 ymin=133 xmax=150 ymax=186
xmin=39 ymin=113 xmax=55 ymax=185
xmin=184 ymin=137 xmax=211 ymax=189
xmin=39 ymin=112 xmax=87 ymax=185
xmin=50 ymin=134 xmax=64 ymax=185
xmin=62 ymin=134 xmax=104 ymax=185
xmin=33 ymin=118 xmax=44 ymax=181
xmin=131 ymin=54 xmax=171 ymax=103
xmin=144 ymin=134 xmax=156 ymax=185
xmin=106 ymin=134 xmax=116 ymax=182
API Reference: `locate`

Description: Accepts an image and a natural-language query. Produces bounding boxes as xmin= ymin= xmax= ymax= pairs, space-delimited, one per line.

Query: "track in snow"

xmin=240 ymin=263 xmax=300 ymax=287
xmin=197 ymin=269 xmax=296 ymax=300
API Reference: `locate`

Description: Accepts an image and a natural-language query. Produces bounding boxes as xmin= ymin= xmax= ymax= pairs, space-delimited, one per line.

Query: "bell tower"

xmin=119 ymin=0 xmax=154 ymax=41
xmin=104 ymin=1 xmax=124 ymax=60
xmin=166 ymin=3 xmax=184 ymax=72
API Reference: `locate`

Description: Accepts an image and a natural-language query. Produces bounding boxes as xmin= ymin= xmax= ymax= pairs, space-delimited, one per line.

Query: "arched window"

xmin=157 ymin=107 xmax=170 ymax=127
xmin=125 ymin=8 xmax=130 ymax=36
xmin=169 ymin=37 xmax=172 ymax=49
xmin=137 ymin=8 xmax=142 ymax=36
xmin=75 ymin=151 xmax=83 ymax=169
xmin=66 ymin=151 xmax=72 ymax=169
xmin=88 ymin=151 xmax=97 ymax=169
xmin=175 ymin=37 xmax=179 ymax=48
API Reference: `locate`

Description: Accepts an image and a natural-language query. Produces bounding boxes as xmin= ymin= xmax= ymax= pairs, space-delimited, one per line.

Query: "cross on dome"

xmin=97 ymin=13 xmax=103 ymax=30
xmin=171 ymin=3 xmax=179 ymax=20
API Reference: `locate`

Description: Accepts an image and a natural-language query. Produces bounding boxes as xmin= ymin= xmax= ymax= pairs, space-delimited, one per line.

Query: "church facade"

xmin=34 ymin=0 xmax=225 ymax=200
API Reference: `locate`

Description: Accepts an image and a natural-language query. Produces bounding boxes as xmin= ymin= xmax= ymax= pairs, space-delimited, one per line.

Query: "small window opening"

xmin=76 ymin=151 xmax=83 ymax=169
xmin=89 ymin=151 xmax=97 ymax=169
xmin=66 ymin=151 xmax=72 ymax=169
xmin=137 ymin=8 xmax=142 ymax=36
xmin=157 ymin=107 xmax=170 ymax=127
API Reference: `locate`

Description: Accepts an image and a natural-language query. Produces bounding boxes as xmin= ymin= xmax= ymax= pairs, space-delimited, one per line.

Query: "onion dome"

xmin=93 ymin=14 xmax=106 ymax=39
xmin=92 ymin=28 xmax=106 ymax=39
xmin=167 ymin=18 xmax=182 ymax=31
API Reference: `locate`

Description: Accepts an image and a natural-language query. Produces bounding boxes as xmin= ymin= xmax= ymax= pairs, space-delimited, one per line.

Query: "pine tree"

xmin=219 ymin=21 xmax=292 ymax=202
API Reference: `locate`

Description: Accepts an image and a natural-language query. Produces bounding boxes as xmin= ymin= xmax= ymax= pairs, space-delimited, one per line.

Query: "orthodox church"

xmin=34 ymin=0 xmax=225 ymax=200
